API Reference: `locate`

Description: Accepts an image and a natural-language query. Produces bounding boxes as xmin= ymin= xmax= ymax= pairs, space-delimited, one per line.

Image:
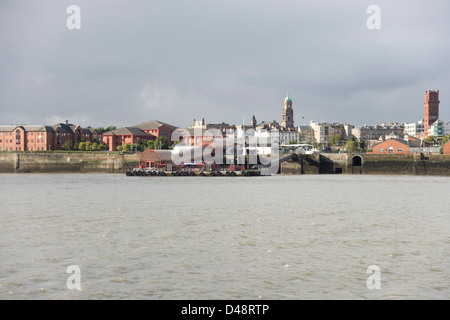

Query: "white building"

xmin=404 ymin=120 xmax=424 ymax=137
xmin=443 ymin=121 xmax=450 ymax=136
xmin=279 ymin=129 xmax=299 ymax=145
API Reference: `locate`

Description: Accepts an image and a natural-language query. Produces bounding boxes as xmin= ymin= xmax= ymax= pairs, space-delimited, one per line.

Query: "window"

xmin=398 ymin=148 xmax=403 ymax=152
xmin=380 ymin=148 xmax=385 ymax=152
xmin=389 ymin=147 xmax=394 ymax=154
xmin=16 ymin=131 xmax=21 ymax=144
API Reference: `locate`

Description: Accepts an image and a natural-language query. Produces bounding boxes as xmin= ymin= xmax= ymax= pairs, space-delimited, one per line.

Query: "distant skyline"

xmin=1 ymin=0 xmax=449 ymax=129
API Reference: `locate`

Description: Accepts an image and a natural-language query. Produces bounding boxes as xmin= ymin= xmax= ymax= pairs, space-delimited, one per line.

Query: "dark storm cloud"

xmin=1 ymin=0 xmax=449 ymax=128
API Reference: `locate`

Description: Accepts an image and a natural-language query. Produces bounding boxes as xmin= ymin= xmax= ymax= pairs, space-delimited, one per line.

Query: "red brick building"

xmin=102 ymin=127 xmax=155 ymax=151
xmin=372 ymin=138 xmax=418 ymax=154
xmin=443 ymin=141 xmax=450 ymax=155
xmin=0 ymin=125 xmax=53 ymax=151
xmin=102 ymin=120 xmax=179 ymax=151
xmin=424 ymin=90 xmax=439 ymax=136
xmin=0 ymin=121 xmax=101 ymax=151
xmin=132 ymin=120 xmax=178 ymax=141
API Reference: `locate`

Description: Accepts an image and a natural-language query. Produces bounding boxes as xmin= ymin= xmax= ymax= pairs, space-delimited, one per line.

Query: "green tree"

xmin=85 ymin=141 xmax=93 ymax=151
xmin=119 ymin=143 xmax=132 ymax=153
xmin=169 ymin=139 xmax=183 ymax=150
xmin=134 ymin=139 xmax=147 ymax=152
xmin=147 ymin=140 xmax=155 ymax=150
xmin=359 ymin=139 xmax=366 ymax=152
xmin=345 ymin=140 xmax=357 ymax=152
xmin=92 ymin=142 xmax=99 ymax=151
xmin=62 ymin=140 xmax=75 ymax=151
xmin=424 ymin=135 xmax=435 ymax=143
xmin=330 ymin=134 xmax=343 ymax=146
xmin=288 ymin=139 xmax=299 ymax=145
xmin=78 ymin=142 xmax=86 ymax=151
xmin=348 ymin=135 xmax=358 ymax=143
xmin=94 ymin=143 xmax=107 ymax=151
xmin=96 ymin=126 xmax=117 ymax=135
xmin=440 ymin=134 xmax=450 ymax=146
xmin=311 ymin=142 xmax=320 ymax=151
xmin=154 ymin=136 xmax=169 ymax=149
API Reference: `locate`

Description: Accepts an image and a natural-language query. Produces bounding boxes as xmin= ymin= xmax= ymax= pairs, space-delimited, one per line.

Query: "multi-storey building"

xmin=404 ymin=120 xmax=424 ymax=138
xmin=427 ymin=119 xmax=444 ymax=138
xmin=102 ymin=120 xmax=179 ymax=151
xmin=298 ymin=126 xmax=315 ymax=143
xmin=310 ymin=121 xmax=331 ymax=143
xmin=352 ymin=123 xmax=404 ymax=141
xmin=0 ymin=121 xmax=101 ymax=151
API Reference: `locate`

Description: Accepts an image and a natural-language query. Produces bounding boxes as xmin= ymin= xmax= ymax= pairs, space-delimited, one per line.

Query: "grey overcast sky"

xmin=1 ymin=0 xmax=449 ymax=129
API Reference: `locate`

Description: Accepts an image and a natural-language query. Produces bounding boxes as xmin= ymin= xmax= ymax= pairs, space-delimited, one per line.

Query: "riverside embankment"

xmin=1 ymin=152 xmax=450 ymax=175
xmin=281 ymin=153 xmax=450 ymax=176
xmin=0 ymin=152 xmax=139 ymax=173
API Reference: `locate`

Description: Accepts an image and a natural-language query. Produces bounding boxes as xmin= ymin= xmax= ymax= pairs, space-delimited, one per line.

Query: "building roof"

xmin=256 ymin=120 xmax=281 ymax=129
xmin=133 ymin=120 xmax=178 ymax=131
xmin=373 ymin=138 xmax=421 ymax=148
xmin=103 ymin=127 xmax=154 ymax=136
xmin=52 ymin=122 xmax=74 ymax=133
xmin=0 ymin=125 xmax=54 ymax=132
xmin=284 ymin=93 xmax=292 ymax=103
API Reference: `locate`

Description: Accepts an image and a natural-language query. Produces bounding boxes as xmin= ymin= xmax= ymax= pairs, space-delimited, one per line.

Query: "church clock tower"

xmin=282 ymin=93 xmax=294 ymax=129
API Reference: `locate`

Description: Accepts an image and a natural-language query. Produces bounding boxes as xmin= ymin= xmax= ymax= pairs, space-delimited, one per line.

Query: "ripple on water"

xmin=1 ymin=174 xmax=450 ymax=299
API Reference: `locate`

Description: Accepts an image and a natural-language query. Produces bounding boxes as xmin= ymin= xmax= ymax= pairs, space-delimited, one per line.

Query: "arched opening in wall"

xmin=351 ymin=155 xmax=362 ymax=174
xmin=352 ymin=156 xmax=362 ymax=166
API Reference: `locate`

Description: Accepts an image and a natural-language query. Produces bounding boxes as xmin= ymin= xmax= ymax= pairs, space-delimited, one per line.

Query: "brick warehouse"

xmin=372 ymin=138 xmax=417 ymax=154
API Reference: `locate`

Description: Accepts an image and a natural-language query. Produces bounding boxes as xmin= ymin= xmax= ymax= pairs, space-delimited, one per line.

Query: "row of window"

xmin=0 ymin=147 xmax=45 ymax=151
xmin=0 ymin=132 xmax=45 ymax=135
xmin=379 ymin=148 xmax=403 ymax=153
xmin=0 ymin=139 xmax=46 ymax=144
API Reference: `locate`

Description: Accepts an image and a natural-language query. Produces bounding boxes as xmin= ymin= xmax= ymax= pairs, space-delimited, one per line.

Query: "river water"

xmin=0 ymin=173 xmax=449 ymax=300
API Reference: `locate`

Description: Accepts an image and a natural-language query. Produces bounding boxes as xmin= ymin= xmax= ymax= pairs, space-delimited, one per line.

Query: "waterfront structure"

xmin=0 ymin=121 xmax=101 ymax=152
xmin=424 ymin=90 xmax=439 ymax=136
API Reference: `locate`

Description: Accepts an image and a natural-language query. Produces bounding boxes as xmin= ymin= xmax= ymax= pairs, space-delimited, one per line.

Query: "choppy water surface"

xmin=0 ymin=173 xmax=449 ymax=299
